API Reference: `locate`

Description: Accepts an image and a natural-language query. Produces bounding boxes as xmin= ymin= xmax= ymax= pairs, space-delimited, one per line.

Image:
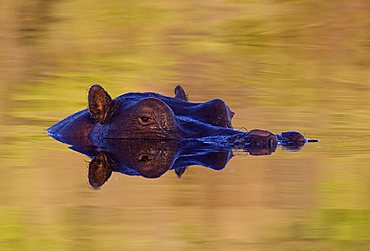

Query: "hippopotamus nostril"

xmin=269 ymin=138 xmax=274 ymax=148
xmin=281 ymin=130 xmax=306 ymax=144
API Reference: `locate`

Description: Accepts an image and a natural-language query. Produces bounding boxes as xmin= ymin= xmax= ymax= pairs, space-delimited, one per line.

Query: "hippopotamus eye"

xmin=138 ymin=115 xmax=152 ymax=125
xmin=138 ymin=154 xmax=151 ymax=162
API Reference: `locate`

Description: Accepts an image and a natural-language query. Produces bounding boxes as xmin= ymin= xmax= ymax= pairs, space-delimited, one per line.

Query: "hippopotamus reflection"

xmin=48 ymin=85 xmax=317 ymax=148
xmin=74 ymin=138 xmax=283 ymax=189
xmin=86 ymin=140 xmax=233 ymax=188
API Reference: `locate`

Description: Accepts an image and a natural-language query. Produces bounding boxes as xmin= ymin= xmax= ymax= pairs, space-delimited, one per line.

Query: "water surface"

xmin=0 ymin=1 xmax=369 ymax=250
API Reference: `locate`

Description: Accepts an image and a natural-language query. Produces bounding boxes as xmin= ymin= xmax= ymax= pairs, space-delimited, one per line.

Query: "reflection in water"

xmin=64 ymin=137 xmax=309 ymax=189
xmin=1 ymin=0 xmax=369 ymax=249
xmin=86 ymin=140 xmax=231 ymax=189
xmin=47 ymin=84 xmax=317 ymax=188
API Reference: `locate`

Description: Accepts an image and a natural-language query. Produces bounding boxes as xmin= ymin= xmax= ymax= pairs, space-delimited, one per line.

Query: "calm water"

xmin=0 ymin=1 xmax=369 ymax=250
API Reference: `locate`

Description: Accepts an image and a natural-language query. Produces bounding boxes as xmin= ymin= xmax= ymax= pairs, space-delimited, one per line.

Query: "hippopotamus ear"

xmin=88 ymin=151 xmax=113 ymax=189
xmin=175 ymin=167 xmax=188 ymax=178
xmin=174 ymin=85 xmax=188 ymax=101
xmin=88 ymin=84 xmax=112 ymax=124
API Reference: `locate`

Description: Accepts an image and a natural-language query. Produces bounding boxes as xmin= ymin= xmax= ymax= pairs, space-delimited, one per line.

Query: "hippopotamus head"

xmin=48 ymin=84 xmax=317 ymax=151
xmin=86 ymin=139 xmax=233 ymax=189
xmin=48 ymin=84 xmax=237 ymax=144
xmin=88 ymin=85 xmax=181 ymax=139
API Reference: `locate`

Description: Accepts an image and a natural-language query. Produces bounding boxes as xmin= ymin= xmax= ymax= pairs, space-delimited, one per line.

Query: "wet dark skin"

xmin=48 ymin=84 xmax=317 ymax=149
xmin=48 ymin=84 xmax=318 ymax=189
xmin=74 ymin=137 xmax=282 ymax=189
xmin=86 ymin=140 xmax=234 ymax=189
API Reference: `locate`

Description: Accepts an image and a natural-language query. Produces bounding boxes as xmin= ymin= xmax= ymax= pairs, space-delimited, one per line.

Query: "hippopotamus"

xmin=48 ymin=84 xmax=317 ymax=150
xmin=83 ymin=139 xmax=234 ymax=188
xmin=71 ymin=137 xmax=286 ymax=189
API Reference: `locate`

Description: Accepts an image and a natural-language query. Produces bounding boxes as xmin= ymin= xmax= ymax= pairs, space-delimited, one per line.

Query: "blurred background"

xmin=0 ymin=0 xmax=369 ymax=250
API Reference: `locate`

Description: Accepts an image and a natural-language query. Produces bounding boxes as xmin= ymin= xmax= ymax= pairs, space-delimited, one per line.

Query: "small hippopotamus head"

xmin=48 ymin=84 xmax=238 ymax=143
xmin=89 ymin=85 xmax=181 ymax=139
xmin=88 ymin=139 xmax=179 ymax=188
